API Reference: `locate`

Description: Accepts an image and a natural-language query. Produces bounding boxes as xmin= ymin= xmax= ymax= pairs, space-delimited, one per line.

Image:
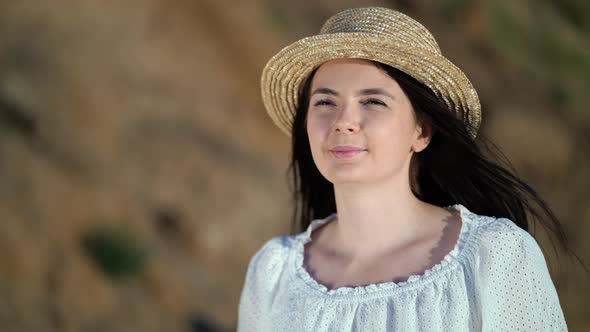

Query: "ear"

xmin=412 ymin=121 xmax=432 ymax=153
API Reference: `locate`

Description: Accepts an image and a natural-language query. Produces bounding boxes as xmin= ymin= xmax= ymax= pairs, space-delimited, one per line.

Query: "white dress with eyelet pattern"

xmin=237 ymin=204 xmax=567 ymax=331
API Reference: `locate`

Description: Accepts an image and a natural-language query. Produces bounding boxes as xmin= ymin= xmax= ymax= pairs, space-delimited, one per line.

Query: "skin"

xmin=304 ymin=58 xmax=463 ymax=289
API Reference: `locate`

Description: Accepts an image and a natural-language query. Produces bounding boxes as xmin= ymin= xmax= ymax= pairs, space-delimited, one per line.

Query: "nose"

xmin=333 ymin=103 xmax=360 ymax=134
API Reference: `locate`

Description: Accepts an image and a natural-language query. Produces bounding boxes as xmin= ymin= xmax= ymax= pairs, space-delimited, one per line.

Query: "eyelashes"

xmin=312 ymin=98 xmax=388 ymax=108
xmin=362 ymin=98 xmax=387 ymax=107
xmin=313 ymin=99 xmax=336 ymax=107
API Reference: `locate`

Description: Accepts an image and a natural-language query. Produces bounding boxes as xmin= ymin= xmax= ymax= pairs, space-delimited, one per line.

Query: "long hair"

xmin=288 ymin=60 xmax=585 ymax=273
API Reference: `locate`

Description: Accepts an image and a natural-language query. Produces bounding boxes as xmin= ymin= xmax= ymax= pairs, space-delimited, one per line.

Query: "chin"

xmin=322 ymin=167 xmax=373 ymax=184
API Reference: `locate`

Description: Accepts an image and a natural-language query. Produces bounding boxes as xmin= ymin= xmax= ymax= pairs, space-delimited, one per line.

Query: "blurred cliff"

xmin=0 ymin=0 xmax=588 ymax=331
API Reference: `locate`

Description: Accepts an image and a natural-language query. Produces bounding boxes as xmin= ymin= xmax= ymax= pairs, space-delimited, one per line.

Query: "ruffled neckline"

xmin=292 ymin=204 xmax=476 ymax=298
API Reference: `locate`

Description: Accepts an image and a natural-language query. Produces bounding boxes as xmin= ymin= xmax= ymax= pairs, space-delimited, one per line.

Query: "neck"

xmin=331 ymin=175 xmax=440 ymax=260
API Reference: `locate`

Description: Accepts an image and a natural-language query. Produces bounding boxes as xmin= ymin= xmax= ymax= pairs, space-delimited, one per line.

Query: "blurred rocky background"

xmin=0 ymin=0 xmax=587 ymax=331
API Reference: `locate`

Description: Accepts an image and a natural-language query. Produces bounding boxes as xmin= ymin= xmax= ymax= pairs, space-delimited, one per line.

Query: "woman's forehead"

xmin=311 ymin=59 xmax=401 ymax=93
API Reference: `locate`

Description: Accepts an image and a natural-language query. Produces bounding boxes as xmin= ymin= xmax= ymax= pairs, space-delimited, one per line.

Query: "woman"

xmin=239 ymin=7 xmax=572 ymax=331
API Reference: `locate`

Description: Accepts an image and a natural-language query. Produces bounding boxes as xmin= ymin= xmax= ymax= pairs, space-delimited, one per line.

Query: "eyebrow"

xmin=311 ymin=87 xmax=395 ymax=100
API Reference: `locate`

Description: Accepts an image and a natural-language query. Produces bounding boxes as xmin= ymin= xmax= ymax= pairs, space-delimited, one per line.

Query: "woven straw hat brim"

xmin=261 ymin=32 xmax=481 ymax=138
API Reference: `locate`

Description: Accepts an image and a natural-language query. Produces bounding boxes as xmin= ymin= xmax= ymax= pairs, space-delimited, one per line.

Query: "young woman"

xmin=238 ymin=7 xmax=573 ymax=331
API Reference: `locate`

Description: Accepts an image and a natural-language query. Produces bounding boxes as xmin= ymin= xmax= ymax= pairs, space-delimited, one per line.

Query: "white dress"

xmin=237 ymin=204 xmax=568 ymax=331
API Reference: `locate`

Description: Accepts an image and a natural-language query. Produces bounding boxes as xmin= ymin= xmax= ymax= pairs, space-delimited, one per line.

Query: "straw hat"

xmin=260 ymin=7 xmax=481 ymax=138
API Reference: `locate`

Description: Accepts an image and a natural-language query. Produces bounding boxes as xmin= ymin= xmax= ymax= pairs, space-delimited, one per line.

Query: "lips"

xmin=329 ymin=145 xmax=368 ymax=159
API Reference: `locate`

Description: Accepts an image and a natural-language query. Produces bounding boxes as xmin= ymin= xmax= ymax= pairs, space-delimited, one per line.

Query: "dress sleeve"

xmin=479 ymin=219 xmax=568 ymax=331
xmin=237 ymin=236 xmax=288 ymax=332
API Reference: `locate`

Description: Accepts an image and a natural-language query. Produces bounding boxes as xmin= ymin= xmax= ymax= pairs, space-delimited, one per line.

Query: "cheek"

xmin=366 ymin=115 xmax=414 ymax=152
xmin=366 ymin=114 xmax=398 ymax=136
xmin=306 ymin=113 xmax=331 ymax=145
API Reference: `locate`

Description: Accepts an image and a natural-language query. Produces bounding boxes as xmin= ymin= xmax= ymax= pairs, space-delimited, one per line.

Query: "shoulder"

xmin=244 ymin=235 xmax=297 ymax=283
xmin=249 ymin=235 xmax=294 ymax=263
xmin=468 ymin=213 xmax=567 ymax=330
xmin=455 ymin=205 xmax=543 ymax=260
xmin=238 ymin=235 xmax=298 ymax=329
xmin=476 ymin=215 xmax=543 ymax=257
xmin=469 ymin=213 xmax=549 ymax=275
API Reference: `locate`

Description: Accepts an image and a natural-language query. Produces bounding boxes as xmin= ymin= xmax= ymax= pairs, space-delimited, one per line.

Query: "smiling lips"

xmin=329 ymin=145 xmax=368 ymax=159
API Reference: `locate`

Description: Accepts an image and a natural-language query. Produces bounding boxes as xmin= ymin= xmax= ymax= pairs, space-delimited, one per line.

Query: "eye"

xmin=313 ymin=99 xmax=336 ymax=107
xmin=362 ymin=98 xmax=387 ymax=107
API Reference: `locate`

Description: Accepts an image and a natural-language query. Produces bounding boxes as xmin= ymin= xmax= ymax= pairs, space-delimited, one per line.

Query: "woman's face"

xmin=306 ymin=58 xmax=429 ymax=186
